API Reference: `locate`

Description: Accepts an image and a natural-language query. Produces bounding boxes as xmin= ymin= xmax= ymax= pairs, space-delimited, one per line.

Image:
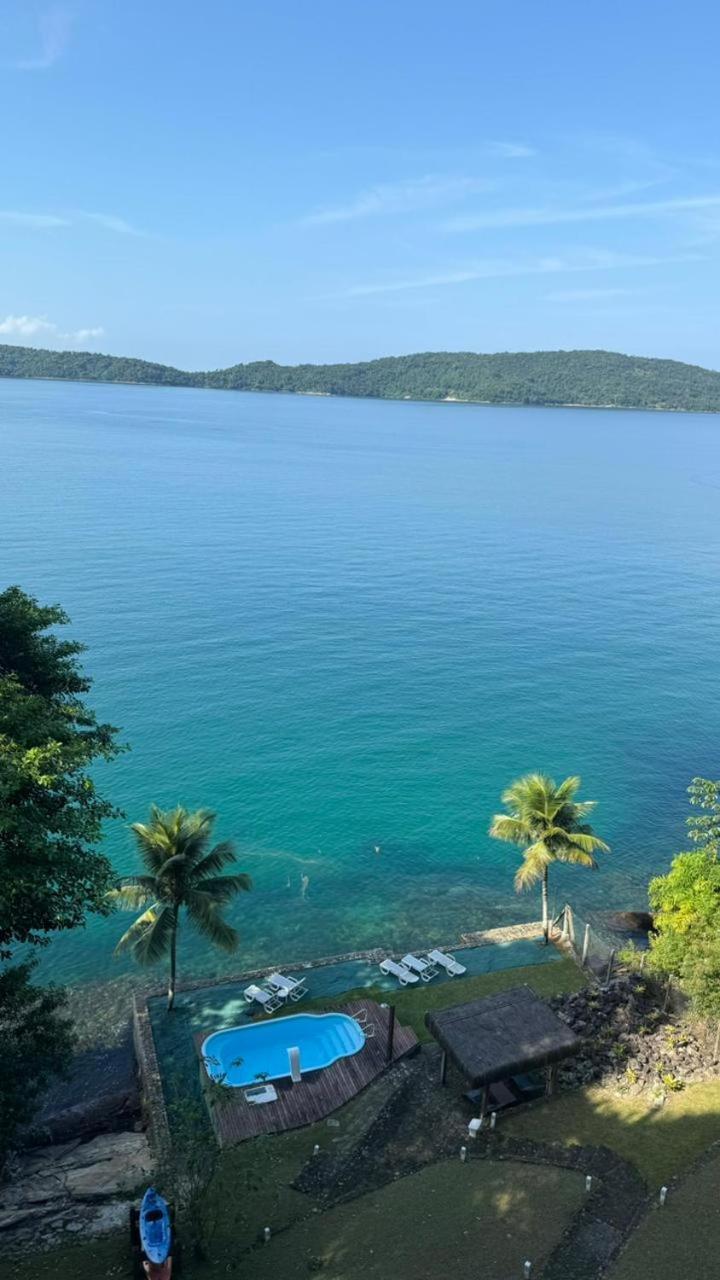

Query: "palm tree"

xmin=489 ymin=774 xmax=609 ymax=943
xmin=108 ymin=806 xmax=251 ymax=1009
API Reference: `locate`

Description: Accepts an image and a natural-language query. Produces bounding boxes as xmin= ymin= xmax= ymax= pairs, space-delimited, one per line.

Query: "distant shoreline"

xmin=1 ymin=372 xmax=716 ymax=416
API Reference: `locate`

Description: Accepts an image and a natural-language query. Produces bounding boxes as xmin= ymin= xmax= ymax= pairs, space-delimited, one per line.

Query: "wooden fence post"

xmin=581 ymin=923 xmax=591 ymax=967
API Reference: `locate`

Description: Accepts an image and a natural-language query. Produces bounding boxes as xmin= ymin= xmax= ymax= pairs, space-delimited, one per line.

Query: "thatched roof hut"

xmin=426 ymin=985 xmax=580 ymax=1089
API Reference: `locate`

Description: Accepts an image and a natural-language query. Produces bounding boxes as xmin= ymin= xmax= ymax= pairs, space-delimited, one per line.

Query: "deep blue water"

xmin=2 ymin=377 xmax=719 ymax=987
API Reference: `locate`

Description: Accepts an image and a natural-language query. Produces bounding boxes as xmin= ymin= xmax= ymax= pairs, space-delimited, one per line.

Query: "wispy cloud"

xmin=445 ymin=193 xmax=720 ymax=232
xmin=0 ymin=209 xmax=145 ymax=235
xmin=302 ymin=175 xmax=495 ymax=225
xmin=544 ymin=287 xmax=634 ymax=303
xmin=0 ymin=210 xmax=70 ymax=229
xmin=78 ymin=211 xmax=145 ymax=236
xmin=0 ymin=315 xmax=104 ymax=346
xmin=12 ymin=6 xmax=72 ymax=71
xmin=486 ymin=141 xmax=536 ymax=159
xmin=341 ymin=249 xmax=700 ymax=297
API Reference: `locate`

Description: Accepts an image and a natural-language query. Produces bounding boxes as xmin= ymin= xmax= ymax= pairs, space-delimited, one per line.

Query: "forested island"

xmin=2 ymin=343 xmax=720 ymax=412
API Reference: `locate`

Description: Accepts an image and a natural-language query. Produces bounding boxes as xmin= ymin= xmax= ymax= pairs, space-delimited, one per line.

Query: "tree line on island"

xmin=0 ymin=584 xmax=718 ymax=1166
xmin=3 ymin=342 xmax=720 ymax=412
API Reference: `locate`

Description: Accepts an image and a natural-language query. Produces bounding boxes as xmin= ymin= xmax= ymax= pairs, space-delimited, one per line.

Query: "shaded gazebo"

xmin=426 ymin=985 xmax=580 ymax=1114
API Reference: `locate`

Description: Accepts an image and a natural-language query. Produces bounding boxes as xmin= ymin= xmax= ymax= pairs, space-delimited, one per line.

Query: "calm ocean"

xmin=3 ymin=377 xmax=720 ymax=987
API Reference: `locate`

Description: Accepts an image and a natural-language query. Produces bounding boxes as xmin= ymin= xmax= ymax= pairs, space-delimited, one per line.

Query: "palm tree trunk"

xmin=542 ymin=868 xmax=549 ymax=945
xmin=168 ymin=906 xmax=179 ymax=1011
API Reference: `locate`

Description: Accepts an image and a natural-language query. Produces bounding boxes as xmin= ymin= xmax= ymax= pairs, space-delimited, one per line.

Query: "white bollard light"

xmin=659 ymin=1186 xmax=668 ymax=1206
xmin=263 ymin=1227 xmax=271 ymax=1243
xmin=523 ymin=1262 xmax=532 ymax=1278
xmin=460 ymin=1145 xmax=467 ymax=1162
xmin=490 ymin=1111 xmax=497 ymax=1130
xmin=585 ymin=1175 xmax=592 ymax=1193
xmin=468 ymin=1117 xmax=483 ymax=1139
xmin=313 ymin=1143 xmax=320 ymax=1156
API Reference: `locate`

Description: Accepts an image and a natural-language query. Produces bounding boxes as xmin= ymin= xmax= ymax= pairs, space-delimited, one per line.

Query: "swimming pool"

xmin=201 ymin=1012 xmax=365 ymax=1087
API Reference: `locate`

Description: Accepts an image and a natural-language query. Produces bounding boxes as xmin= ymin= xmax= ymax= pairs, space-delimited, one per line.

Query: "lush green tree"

xmin=0 ymin=586 xmax=122 ymax=952
xmin=649 ymin=778 xmax=720 ymax=1018
xmin=0 ymin=960 xmax=74 ymax=1166
xmin=109 ymin=806 xmax=251 ymax=1010
xmin=490 ymin=773 xmax=609 ymax=941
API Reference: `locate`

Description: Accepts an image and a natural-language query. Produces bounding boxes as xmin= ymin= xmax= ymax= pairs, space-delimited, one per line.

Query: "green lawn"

xmin=607 ymin=1147 xmax=720 ymax=1279
xmin=503 ymin=1079 xmax=720 ymax=1187
xmin=247 ymin=1159 xmax=585 ymax=1280
xmin=292 ymin=956 xmax=586 ymax=1042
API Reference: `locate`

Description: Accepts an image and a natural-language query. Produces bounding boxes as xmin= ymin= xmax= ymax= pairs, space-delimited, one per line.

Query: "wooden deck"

xmin=194 ymin=999 xmax=419 ymax=1145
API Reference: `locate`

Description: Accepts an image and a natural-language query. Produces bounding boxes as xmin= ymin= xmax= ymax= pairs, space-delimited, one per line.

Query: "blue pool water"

xmin=201 ymin=1011 xmax=365 ymax=1087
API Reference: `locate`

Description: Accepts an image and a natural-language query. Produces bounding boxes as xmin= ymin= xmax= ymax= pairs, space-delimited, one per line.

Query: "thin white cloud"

xmin=0 ymin=315 xmax=56 ymax=337
xmin=487 ymin=141 xmax=536 ymax=159
xmin=0 ymin=315 xmax=104 ymax=346
xmin=0 ymin=209 xmax=145 ymax=235
xmin=0 ymin=210 xmax=70 ymax=228
xmin=341 ymin=249 xmax=701 ymax=297
xmin=544 ymin=287 xmax=634 ymax=302
xmin=13 ymin=6 xmax=72 ymax=71
xmin=303 ymin=175 xmax=495 ymax=225
xmin=78 ymin=211 xmax=146 ymax=236
xmin=445 ymin=193 xmax=720 ymax=232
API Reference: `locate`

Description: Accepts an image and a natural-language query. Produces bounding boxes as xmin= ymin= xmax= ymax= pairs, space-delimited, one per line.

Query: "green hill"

xmin=2 ymin=344 xmax=720 ymax=412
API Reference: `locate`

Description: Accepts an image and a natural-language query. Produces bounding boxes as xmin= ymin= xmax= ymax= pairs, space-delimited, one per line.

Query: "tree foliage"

xmin=0 ymin=586 xmax=122 ymax=951
xmin=109 ymin=806 xmax=251 ymax=1009
xmin=0 ymin=960 xmax=74 ymax=1163
xmin=649 ymin=778 xmax=720 ymax=1018
xmin=2 ymin=344 xmax=720 ymax=412
xmin=490 ymin=773 xmax=609 ymax=938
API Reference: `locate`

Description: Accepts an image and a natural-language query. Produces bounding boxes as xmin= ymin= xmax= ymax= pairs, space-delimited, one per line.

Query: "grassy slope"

xmin=503 ymin=1078 xmax=720 ymax=1187
xmin=248 ymin=1160 xmax=585 ymax=1280
xmin=607 ymin=1146 xmax=720 ymax=1279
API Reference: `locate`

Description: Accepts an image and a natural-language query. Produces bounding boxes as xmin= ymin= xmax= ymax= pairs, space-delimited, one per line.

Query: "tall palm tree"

xmin=489 ymin=774 xmax=609 ymax=943
xmin=108 ymin=806 xmax=251 ymax=1009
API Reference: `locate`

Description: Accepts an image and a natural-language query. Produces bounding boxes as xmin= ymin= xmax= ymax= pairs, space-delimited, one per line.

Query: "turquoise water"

xmin=3 ymin=377 xmax=720 ymax=988
xmin=202 ymin=1012 xmax=365 ymax=1087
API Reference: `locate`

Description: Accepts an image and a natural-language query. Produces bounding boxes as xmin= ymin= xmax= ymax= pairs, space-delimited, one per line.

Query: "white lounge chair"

xmin=243 ymin=983 xmax=283 ymax=1012
xmin=244 ymin=1083 xmax=278 ymax=1105
xmin=267 ymin=972 xmax=307 ymax=1002
xmin=379 ymin=957 xmax=419 ymax=986
xmin=401 ymin=953 xmax=439 ymax=982
xmin=427 ymin=948 xmax=467 ymax=977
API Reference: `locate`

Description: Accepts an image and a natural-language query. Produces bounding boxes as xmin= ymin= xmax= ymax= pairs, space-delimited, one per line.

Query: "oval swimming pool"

xmin=201 ymin=1012 xmax=365 ymax=1087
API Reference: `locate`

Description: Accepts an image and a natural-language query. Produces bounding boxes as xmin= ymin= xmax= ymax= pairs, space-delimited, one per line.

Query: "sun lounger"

xmin=427 ymin=948 xmax=467 ymax=976
xmin=266 ymin=972 xmax=307 ymax=1002
xmin=244 ymin=1083 xmax=278 ymax=1105
xmin=401 ymin=953 xmax=439 ymax=982
xmin=243 ymin=983 xmax=283 ymax=1012
xmin=379 ymin=957 xmax=419 ymax=986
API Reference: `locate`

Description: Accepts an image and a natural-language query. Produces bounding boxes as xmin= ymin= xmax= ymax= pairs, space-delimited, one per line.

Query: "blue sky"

xmin=2 ymin=1 xmax=720 ymax=368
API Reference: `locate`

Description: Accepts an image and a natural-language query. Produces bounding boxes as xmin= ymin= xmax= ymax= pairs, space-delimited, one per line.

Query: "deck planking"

xmin=193 ymin=999 xmax=418 ymax=1145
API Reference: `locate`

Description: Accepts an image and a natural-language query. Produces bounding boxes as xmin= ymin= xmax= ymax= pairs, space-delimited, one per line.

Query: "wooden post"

xmin=713 ymin=1021 xmax=720 ymax=1063
xmin=385 ymin=1004 xmax=396 ymax=1065
xmin=604 ymin=949 xmax=616 ymax=986
xmin=479 ymin=1085 xmax=489 ymax=1119
xmin=566 ymin=905 xmax=576 ymax=946
xmin=545 ymin=1063 xmax=557 ymax=1097
xmin=639 ymin=951 xmax=647 ymax=973
xmin=560 ymin=905 xmax=569 ymax=943
xmin=439 ymin=1049 xmax=447 ymax=1087
xmin=581 ymin=923 xmax=591 ymax=967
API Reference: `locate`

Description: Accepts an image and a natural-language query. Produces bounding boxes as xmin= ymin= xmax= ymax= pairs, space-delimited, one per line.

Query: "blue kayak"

xmin=139 ymin=1187 xmax=172 ymax=1265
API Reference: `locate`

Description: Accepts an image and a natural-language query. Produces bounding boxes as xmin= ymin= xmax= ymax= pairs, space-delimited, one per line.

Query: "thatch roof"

xmin=425 ymin=985 xmax=580 ymax=1088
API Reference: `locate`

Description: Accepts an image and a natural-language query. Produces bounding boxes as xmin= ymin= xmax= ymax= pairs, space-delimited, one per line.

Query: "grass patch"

xmin=607 ymin=1147 xmax=720 ymax=1279
xmin=503 ymin=1079 xmax=720 ymax=1187
xmin=247 ymin=1158 xmax=585 ymax=1280
xmin=293 ymin=956 xmax=585 ymax=1042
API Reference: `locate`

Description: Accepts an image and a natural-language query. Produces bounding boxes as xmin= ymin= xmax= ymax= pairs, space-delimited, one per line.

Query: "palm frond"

xmin=106 ymin=878 xmax=158 ymax=911
xmin=113 ymin=903 xmax=172 ymax=962
xmin=185 ymin=890 xmax=239 ymax=952
xmin=191 ymin=840 xmax=239 ymax=881
xmin=489 ymin=815 xmax=531 ymax=845
xmin=193 ymin=873 xmax=252 ymax=903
